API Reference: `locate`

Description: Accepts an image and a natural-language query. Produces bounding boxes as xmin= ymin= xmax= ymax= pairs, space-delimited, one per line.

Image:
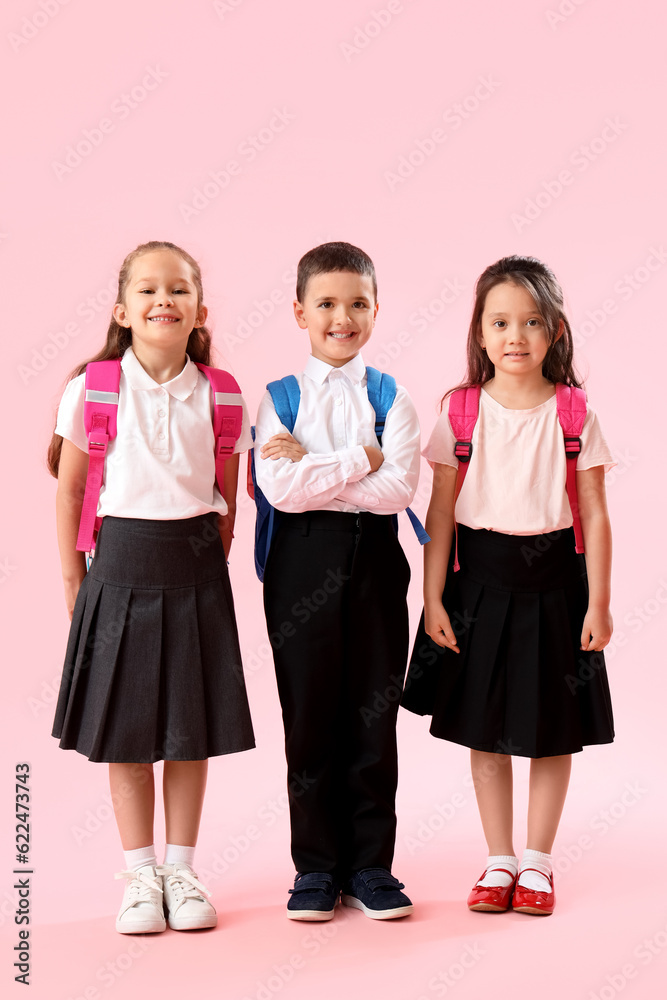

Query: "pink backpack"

xmin=76 ymin=359 xmax=244 ymax=552
xmin=448 ymin=383 xmax=586 ymax=571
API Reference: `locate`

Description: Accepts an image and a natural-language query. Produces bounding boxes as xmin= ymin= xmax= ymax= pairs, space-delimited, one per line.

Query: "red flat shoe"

xmin=467 ymin=868 xmax=517 ymax=912
xmin=512 ymin=869 xmax=555 ymax=915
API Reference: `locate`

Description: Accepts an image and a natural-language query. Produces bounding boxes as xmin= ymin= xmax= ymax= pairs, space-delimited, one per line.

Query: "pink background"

xmin=3 ymin=0 xmax=666 ymax=997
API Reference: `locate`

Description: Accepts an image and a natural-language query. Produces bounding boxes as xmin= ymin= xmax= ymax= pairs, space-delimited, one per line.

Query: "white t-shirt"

xmin=56 ymin=346 xmax=252 ymax=519
xmin=423 ymin=388 xmax=615 ymax=535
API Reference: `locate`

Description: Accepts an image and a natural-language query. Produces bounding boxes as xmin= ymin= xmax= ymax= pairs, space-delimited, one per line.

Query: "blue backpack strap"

xmin=405 ymin=507 xmax=431 ymax=545
xmin=365 ymin=367 xmax=397 ymax=444
xmin=248 ymin=423 xmax=276 ymax=582
xmin=249 ymin=376 xmax=302 ymax=582
xmin=267 ymin=375 xmax=301 ymax=433
xmin=366 ymin=366 xmax=430 ymax=546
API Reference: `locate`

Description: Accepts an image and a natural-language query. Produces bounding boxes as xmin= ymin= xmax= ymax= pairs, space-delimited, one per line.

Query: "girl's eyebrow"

xmin=486 ymin=310 xmax=540 ymax=318
xmin=133 ymin=275 xmax=193 ymax=286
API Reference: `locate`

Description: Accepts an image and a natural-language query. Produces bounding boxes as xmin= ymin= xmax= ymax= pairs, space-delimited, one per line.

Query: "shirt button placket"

xmin=331 ymin=373 xmax=346 ymax=449
xmin=155 ymin=390 xmax=169 ymax=452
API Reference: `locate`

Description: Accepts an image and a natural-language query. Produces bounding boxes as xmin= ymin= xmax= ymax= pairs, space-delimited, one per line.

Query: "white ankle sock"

xmin=163 ymin=844 xmax=196 ymax=867
xmin=123 ymin=845 xmax=157 ymax=872
xmin=476 ymin=855 xmax=519 ymax=888
xmin=518 ymin=849 xmax=552 ymax=892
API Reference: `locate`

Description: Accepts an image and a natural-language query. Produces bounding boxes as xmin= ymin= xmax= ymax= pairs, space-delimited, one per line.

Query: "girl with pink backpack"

xmin=403 ymin=255 xmax=615 ymax=916
xmin=48 ymin=241 xmax=255 ymax=933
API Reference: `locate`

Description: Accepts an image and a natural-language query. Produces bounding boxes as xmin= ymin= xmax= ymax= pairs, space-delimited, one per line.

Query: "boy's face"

xmin=294 ymin=270 xmax=378 ymax=368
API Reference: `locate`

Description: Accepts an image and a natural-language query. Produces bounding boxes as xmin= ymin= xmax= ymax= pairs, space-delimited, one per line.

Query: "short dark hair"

xmin=296 ymin=241 xmax=377 ymax=302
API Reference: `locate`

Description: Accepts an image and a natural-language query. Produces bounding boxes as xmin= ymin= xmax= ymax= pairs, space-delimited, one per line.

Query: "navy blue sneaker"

xmin=286 ymin=872 xmax=340 ymax=921
xmin=341 ymin=868 xmax=413 ymax=919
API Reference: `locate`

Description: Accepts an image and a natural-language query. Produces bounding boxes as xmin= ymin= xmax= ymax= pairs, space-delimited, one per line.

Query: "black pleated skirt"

xmin=52 ymin=514 xmax=255 ymax=763
xmin=402 ymin=525 xmax=614 ymax=758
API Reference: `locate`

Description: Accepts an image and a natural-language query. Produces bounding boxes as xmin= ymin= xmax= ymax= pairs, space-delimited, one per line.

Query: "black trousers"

xmin=263 ymin=511 xmax=411 ymax=876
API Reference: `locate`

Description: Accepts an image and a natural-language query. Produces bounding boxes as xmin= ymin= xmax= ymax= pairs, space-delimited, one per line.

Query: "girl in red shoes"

xmin=403 ymin=255 xmax=614 ymax=916
xmin=49 ymin=242 xmax=255 ymax=933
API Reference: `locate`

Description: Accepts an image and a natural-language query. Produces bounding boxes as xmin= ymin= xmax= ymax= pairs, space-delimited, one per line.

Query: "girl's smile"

xmin=113 ymin=249 xmax=207 ymax=349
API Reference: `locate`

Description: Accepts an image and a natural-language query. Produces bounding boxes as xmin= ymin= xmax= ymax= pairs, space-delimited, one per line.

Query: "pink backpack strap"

xmin=76 ymin=359 xmax=121 ymax=552
xmin=556 ymin=383 xmax=587 ymax=554
xmin=195 ymin=363 xmax=244 ymax=498
xmin=447 ymin=386 xmax=481 ymax=571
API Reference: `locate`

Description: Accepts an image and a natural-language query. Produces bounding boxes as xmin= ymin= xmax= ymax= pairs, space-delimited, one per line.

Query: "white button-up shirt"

xmin=56 ymin=346 xmax=252 ymax=519
xmin=254 ymin=354 xmax=420 ymax=514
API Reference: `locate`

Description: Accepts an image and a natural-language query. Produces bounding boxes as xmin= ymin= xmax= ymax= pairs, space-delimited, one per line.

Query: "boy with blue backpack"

xmin=254 ymin=242 xmax=421 ymax=920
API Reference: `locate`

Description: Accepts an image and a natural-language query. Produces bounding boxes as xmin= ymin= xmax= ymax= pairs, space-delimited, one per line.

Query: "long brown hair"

xmin=48 ymin=241 xmax=212 ymax=477
xmin=442 ymin=255 xmax=582 ymax=406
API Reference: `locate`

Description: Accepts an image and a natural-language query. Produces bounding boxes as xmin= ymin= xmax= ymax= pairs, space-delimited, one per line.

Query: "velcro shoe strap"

xmin=358 ymin=869 xmax=405 ymax=892
xmin=289 ymin=873 xmax=334 ymax=894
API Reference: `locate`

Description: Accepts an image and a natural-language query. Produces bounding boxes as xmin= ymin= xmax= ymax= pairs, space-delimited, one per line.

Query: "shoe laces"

xmin=156 ymin=864 xmax=211 ymax=902
xmin=114 ymin=868 xmax=163 ymax=906
xmin=356 ymin=868 xmax=405 ymax=892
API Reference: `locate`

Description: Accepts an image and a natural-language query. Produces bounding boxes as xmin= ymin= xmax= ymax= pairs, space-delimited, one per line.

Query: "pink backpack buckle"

xmin=454 ymin=440 xmax=473 ymax=462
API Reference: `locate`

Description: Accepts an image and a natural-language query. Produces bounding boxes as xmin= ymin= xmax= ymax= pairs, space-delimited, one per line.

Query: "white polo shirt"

xmin=56 ymin=346 xmax=252 ymax=519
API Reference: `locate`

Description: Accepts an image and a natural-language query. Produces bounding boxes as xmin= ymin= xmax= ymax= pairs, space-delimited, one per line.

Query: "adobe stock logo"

xmin=510 ymin=117 xmax=628 ymax=232
xmin=339 ymin=1 xmax=405 ymax=63
xmin=212 ymin=0 xmax=247 ymax=17
xmin=384 ymin=76 xmax=501 ymax=192
xmin=51 ymin=67 xmax=169 ymax=180
xmin=546 ymin=0 xmax=590 ymax=29
xmin=8 ymin=0 xmax=73 ymax=53
xmin=178 ymin=108 xmax=296 ymax=223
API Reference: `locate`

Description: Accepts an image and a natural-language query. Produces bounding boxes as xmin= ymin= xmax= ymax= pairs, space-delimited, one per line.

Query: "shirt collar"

xmin=304 ymin=353 xmax=367 ymax=386
xmin=121 ymin=346 xmax=199 ymax=400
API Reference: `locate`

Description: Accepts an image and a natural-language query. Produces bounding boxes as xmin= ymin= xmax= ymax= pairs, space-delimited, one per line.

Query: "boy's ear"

xmin=373 ymin=300 xmax=379 ymax=323
xmin=293 ymin=299 xmax=308 ymax=330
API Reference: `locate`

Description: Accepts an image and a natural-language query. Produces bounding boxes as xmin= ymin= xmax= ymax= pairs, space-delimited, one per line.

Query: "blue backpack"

xmin=247 ymin=367 xmax=429 ymax=581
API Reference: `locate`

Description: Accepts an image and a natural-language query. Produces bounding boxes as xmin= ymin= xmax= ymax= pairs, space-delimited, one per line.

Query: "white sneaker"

xmin=157 ymin=863 xmax=217 ymax=930
xmin=114 ymin=865 xmax=166 ymax=934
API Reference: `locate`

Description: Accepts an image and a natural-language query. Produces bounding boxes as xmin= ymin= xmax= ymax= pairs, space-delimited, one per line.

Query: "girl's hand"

xmin=580 ymin=606 xmax=613 ymax=651
xmin=63 ymin=577 xmax=84 ymax=621
xmin=424 ymin=600 xmax=460 ymax=653
xmin=218 ymin=514 xmax=234 ymax=560
xmin=56 ymin=439 xmax=89 ymax=618
xmin=261 ymin=433 xmax=307 ymax=463
xmin=364 ymin=445 xmax=384 ymax=473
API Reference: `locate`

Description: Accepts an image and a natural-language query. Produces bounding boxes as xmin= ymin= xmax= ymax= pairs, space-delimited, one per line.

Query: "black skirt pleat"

xmin=52 ymin=514 xmax=255 ymax=763
xmin=402 ymin=525 xmax=614 ymax=758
